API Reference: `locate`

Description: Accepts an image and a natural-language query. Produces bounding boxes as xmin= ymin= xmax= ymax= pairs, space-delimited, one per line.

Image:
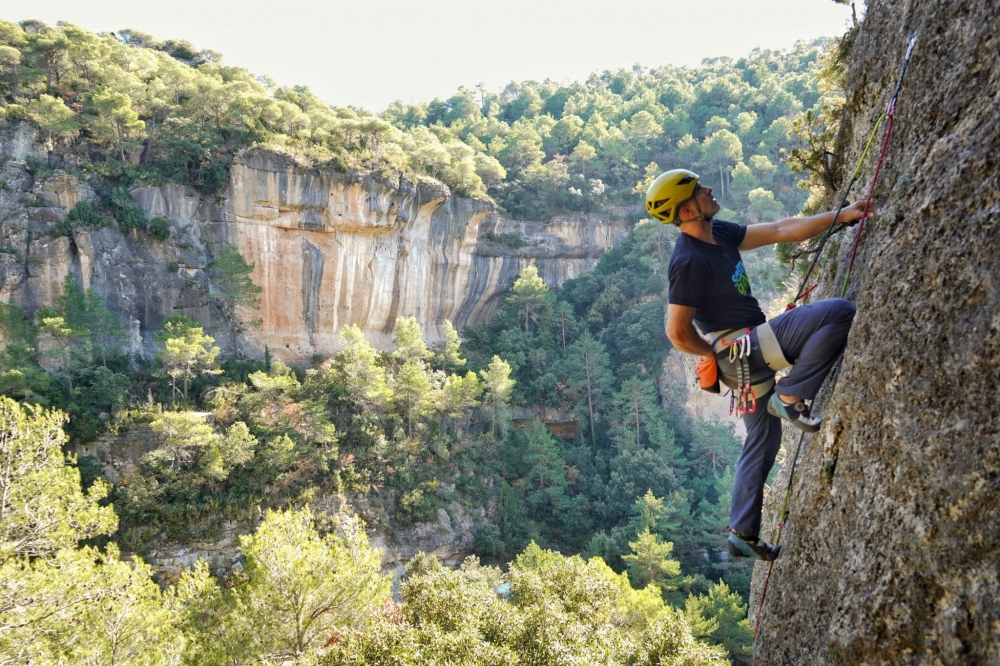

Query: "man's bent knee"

xmin=828 ymin=298 xmax=856 ymax=322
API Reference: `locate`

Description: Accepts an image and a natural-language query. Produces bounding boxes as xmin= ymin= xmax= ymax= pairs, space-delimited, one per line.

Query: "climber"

xmin=647 ymin=169 xmax=872 ymax=561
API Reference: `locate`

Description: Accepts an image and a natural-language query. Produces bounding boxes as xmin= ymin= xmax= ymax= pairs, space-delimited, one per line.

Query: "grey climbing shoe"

xmin=728 ymin=532 xmax=781 ymax=561
xmin=767 ymin=393 xmax=822 ymax=432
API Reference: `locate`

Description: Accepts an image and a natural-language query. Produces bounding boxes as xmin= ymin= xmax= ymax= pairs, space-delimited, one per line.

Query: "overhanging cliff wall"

xmin=0 ymin=140 xmax=629 ymax=360
xmin=752 ymin=2 xmax=1000 ymax=664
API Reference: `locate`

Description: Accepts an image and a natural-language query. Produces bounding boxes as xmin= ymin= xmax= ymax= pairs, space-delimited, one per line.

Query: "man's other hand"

xmin=839 ymin=200 xmax=877 ymax=226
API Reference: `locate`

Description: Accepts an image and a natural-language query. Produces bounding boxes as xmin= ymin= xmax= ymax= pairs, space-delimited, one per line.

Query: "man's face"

xmin=679 ymin=183 xmax=720 ymax=221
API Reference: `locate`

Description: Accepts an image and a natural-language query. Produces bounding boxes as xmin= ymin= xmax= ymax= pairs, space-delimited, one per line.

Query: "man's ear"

xmin=676 ymin=200 xmax=695 ymax=223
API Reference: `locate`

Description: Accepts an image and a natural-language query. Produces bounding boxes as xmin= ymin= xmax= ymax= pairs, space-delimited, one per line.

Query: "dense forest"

xmin=0 ymin=18 xmax=839 ymax=223
xmin=0 ymin=18 xmax=848 ymax=665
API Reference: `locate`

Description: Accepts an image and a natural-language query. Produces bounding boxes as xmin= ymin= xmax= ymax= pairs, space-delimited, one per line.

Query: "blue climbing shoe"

xmin=728 ymin=532 xmax=781 ymax=561
xmin=767 ymin=393 xmax=822 ymax=432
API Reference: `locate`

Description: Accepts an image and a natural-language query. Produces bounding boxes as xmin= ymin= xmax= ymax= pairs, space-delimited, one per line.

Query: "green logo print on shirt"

xmin=732 ymin=261 xmax=750 ymax=295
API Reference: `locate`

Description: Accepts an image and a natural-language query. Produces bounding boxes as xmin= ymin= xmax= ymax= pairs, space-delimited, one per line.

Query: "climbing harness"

xmin=704 ymin=323 xmax=791 ymax=416
xmin=785 ymin=35 xmax=918 ymax=311
xmin=751 ymin=39 xmax=918 ymax=665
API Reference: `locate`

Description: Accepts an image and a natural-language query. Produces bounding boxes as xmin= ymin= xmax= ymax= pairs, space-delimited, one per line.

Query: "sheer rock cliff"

xmin=0 ymin=137 xmax=628 ymax=360
xmin=751 ymin=1 xmax=1000 ymax=664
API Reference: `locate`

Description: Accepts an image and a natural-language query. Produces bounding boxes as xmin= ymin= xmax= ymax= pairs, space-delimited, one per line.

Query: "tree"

xmin=37 ymin=313 xmax=74 ymax=377
xmin=561 ymin=331 xmax=614 ymax=447
xmin=234 ymin=507 xmax=391 ymax=660
xmin=0 ymin=398 xmax=115 ymax=564
xmin=26 ymin=94 xmax=78 ymax=142
xmin=145 ymin=411 xmax=219 ymax=473
xmin=59 ymin=274 xmax=127 ymax=367
xmin=695 ymin=466 xmax=736 ymax=553
xmin=218 ymin=421 xmax=257 ymax=468
xmin=440 ymin=371 xmax=481 ymax=427
xmin=746 ymin=187 xmax=785 ymax=224
xmin=392 ymin=358 xmax=435 ymax=439
xmin=551 ymin=301 xmax=579 ymax=352
xmin=607 ymin=376 xmax=676 ymax=453
xmin=547 ymin=114 xmax=583 ymax=155
xmin=25 ymin=25 xmax=68 ymax=89
xmin=392 ymin=316 xmax=430 ymax=365
xmin=623 ymin=110 xmax=663 ymax=162
xmin=473 ymin=153 xmax=507 ymax=189
xmin=330 ymin=324 xmax=390 ymax=414
xmin=479 ymin=355 xmax=515 ymax=440
xmin=684 ymin=581 xmax=754 ymax=665
xmin=209 ymin=244 xmax=262 ymax=359
xmin=83 ymin=288 xmax=127 ymax=366
xmin=88 ymin=87 xmax=146 ymax=159
xmin=432 ymin=319 xmax=466 ymax=374
xmin=509 ymin=265 xmax=554 ymax=334
xmin=517 ymin=420 xmax=589 ymax=547
xmin=0 ymin=398 xmax=182 ymax=664
xmin=0 ymin=45 xmax=22 ymax=98
xmin=622 ymin=528 xmax=684 ymax=591
xmin=730 ymin=161 xmax=760 ymax=209
xmin=700 ymin=129 xmax=743 ymax=195
xmin=570 ymin=140 xmax=598 ymax=180
xmin=154 ymin=315 xmax=221 ymax=402
xmin=688 ymin=417 xmax=741 ymax=479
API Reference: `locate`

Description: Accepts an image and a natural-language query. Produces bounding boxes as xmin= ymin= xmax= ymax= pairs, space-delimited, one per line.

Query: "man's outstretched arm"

xmin=739 ymin=201 xmax=875 ymax=251
xmin=666 ymin=304 xmax=714 ymax=357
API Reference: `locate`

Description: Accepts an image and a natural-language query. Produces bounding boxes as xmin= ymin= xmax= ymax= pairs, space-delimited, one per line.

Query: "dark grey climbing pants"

xmin=729 ymin=298 xmax=856 ymax=538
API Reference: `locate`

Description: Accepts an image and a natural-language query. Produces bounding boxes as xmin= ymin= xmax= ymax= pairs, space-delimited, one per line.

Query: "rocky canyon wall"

xmin=0 ymin=135 xmax=629 ymax=360
xmin=751 ymin=2 xmax=1000 ymax=664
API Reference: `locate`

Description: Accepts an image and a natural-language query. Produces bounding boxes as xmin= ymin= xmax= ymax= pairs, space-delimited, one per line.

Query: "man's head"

xmin=645 ymin=169 xmax=719 ymax=225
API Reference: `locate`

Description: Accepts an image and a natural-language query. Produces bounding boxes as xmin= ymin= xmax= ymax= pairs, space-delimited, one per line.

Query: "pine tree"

xmin=392 ymin=359 xmax=435 ymax=439
xmin=392 ymin=316 xmax=430 ymax=365
xmin=509 ymin=266 xmax=554 ymax=334
xmin=432 ymin=319 xmax=466 ymax=373
xmin=229 ymin=508 xmax=390 ymax=661
xmin=154 ymin=315 xmax=221 ymax=402
xmin=209 ymin=244 xmax=262 ymax=358
xmin=479 ymin=355 xmax=515 ymax=440
xmin=688 ymin=417 xmax=742 ymax=479
xmin=0 ymin=397 xmax=183 ymax=663
xmin=684 ymin=581 xmax=754 ymax=665
xmin=331 ymin=324 xmax=391 ymax=414
xmin=608 ymin=376 xmax=677 ymax=453
xmin=561 ymin=331 xmax=614 ymax=447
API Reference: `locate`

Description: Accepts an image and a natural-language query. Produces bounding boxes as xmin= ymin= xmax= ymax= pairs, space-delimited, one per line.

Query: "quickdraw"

xmin=721 ymin=329 xmax=755 ymax=415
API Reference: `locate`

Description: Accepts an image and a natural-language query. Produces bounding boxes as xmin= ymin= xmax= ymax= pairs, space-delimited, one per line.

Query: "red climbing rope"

xmin=840 ymin=103 xmax=895 ymax=297
xmin=750 ymin=37 xmax=917 ymax=665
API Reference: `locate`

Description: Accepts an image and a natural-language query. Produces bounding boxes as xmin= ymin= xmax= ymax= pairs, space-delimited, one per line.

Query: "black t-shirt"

xmin=667 ymin=220 xmax=766 ymax=334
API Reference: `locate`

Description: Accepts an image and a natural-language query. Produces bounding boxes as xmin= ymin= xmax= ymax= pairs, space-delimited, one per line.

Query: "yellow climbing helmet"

xmin=645 ymin=169 xmax=700 ymax=224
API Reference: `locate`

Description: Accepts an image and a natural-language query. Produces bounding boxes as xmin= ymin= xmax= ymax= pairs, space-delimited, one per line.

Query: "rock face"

xmin=751 ymin=2 xmax=1000 ymax=664
xmin=0 ymin=136 xmax=629 ymax=359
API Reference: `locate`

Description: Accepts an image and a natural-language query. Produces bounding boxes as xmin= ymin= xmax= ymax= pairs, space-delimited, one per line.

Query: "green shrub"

xmin=472 ymin=524 xmax=505 ymax=557
xmin=107 ymin=186 xmax=147 ymax=232
xmin=395 ymin=481 xmax=445 ymax=525
xmin=148 ymin=217 xmax=170 ymax=240
xmin=75 ymin=454 xmax=106 ymax=491
xmin=24 ymin=155 xmax=53 ymax=179
xmin=66 ymin=200 xmax=107 ymax=229
xmin=481 ymin=231 xmax=530 ymax=248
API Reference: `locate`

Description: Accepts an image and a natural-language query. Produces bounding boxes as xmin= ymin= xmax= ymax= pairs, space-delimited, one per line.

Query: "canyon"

xmin=1 ymin=133 xmax=630 ymax=360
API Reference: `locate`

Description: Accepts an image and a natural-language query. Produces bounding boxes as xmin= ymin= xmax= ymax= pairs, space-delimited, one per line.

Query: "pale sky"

xmin=6 ymin=0 xmax=859 ymax=111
